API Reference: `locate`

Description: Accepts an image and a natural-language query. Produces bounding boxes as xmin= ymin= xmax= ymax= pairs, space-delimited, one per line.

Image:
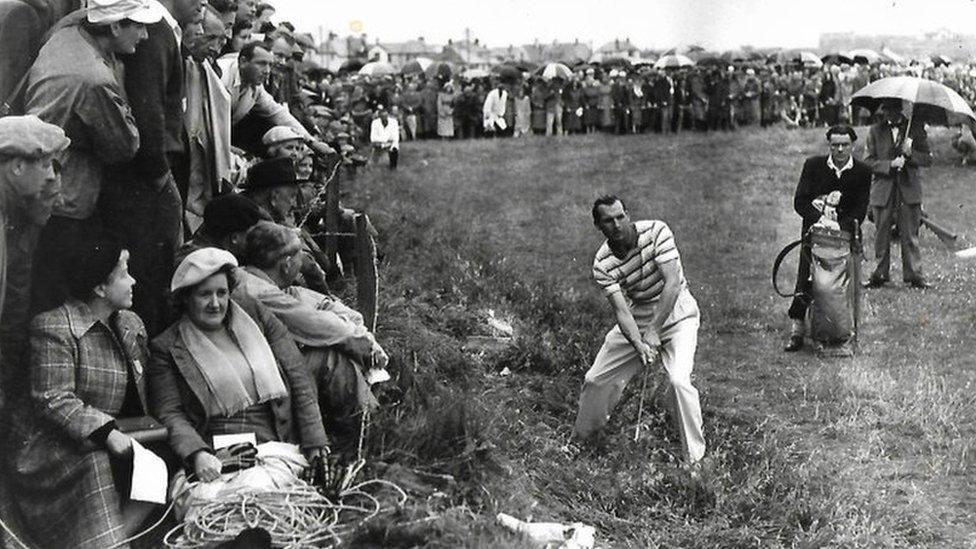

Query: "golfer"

xmin=573 ymin=195 xmax=705 ymax=464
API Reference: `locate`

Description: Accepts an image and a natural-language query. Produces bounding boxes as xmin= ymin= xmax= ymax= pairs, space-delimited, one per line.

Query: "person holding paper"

xmin=8 ymin=235 xmax=158 ymax=549
xmin=147 ymin=247 xmax=328 ymax=486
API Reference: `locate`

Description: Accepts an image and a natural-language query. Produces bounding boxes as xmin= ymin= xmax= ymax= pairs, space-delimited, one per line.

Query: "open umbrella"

xmin=931 ymin=54 xmax=952 ymax=67
xmin=338 ymin=59 xmax=364 ymax=74
xmin=425 ymin=61 xmax=453 ymax=80
xmin=461 ymin=68 xmax=490 ymax=80
xmin=491 ymin=64 xmax=522 ymax=82
xmin=880 ymin=46 xmax=905 ymax=65
xmin=401 ymin=57 xmax=433 ymax=75
xmin=851 ymin=76 xmax=976 ymax=127
xmin=794 ymin=51 xmax=823 ymax=68
xmin=696 ymin=56 xmax=727 ymax=67
xmin=653 ymin=54 xmax=694 ymax=69
xmin=600 ymin=57 xmax=632 ymax=69
xmin=822 ymin=53 xmax=854 ymax=65
xmin=359 ymin=61 xmax=397 ymax=77
xmin=540 ymin=62 xmax=573 ymax=80
xmin=848 ymin=48 xmax=881 ymax=65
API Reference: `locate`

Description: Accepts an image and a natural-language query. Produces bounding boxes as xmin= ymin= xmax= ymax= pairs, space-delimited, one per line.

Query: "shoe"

xmin=907 ymin=278 xmax=932 ymax=289
xmin=784 ymin=335 xmax=804 ymax=352
xmin=863 ymin=276 xmax=888 ymax=289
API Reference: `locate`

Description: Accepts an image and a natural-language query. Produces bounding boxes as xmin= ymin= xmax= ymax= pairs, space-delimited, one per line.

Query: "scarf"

xmin=178 ymin=301 xmax=288 ymax=417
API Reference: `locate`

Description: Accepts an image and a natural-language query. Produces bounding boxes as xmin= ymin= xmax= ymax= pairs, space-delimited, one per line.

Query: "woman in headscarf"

xmin=147 ymin=248 xmax=328 ymax=512
xmin=8 ymin=236 xmax=158 ymax=549
xmin=436 ymin=81 xmax=456 ymax=139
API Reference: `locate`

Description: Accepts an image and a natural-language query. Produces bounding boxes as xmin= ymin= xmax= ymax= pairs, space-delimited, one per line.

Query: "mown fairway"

xmin=345 ymin=126 xmax=976 ymax=548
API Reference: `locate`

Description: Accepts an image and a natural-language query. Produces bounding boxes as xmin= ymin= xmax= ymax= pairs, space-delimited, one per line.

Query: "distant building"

xmin=522 ymin=39 xmax=592 ymax=65
xmin=314 ymin=32 xmax=368 ymax=71
xmin=488 ymin=44 xmax=531 ymax=64
xmin=592 ymin=37 xmax=640 ymax=61
xmin=442 ymin=36 xmax=493 ymax=68
xmin=367 ymin=38 xmax=440 ymax=68
xmin=819 ymin=29 xmax=976 ymax=60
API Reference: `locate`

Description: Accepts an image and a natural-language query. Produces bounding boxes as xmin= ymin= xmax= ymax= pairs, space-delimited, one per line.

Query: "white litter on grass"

xmin=954 ymin=246 xmax=976 ymax=259
xmin=499 ymin=367 xmax=512 ymax=377
xmin=496 ymin=513 xmax=596 ymax=549
xmin=486 ymin=309 xmax=515 ymax=337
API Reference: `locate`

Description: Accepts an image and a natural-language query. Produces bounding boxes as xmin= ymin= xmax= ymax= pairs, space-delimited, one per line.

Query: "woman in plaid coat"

xmin=8 ymin=239 xmax=157 ymax=549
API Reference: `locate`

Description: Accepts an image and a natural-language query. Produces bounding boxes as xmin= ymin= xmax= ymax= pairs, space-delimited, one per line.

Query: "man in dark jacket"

xmin=99 ymin=0 xmax=202 ymax=336
xmin=863 ymin=99 xmax=933 ymax=289
xmin=785 ymin=124 xmax=871 ymax=352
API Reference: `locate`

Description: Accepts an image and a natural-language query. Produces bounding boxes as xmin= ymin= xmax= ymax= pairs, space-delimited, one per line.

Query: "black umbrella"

xmin=600 ymin=57 xmax=633 ymax=69
xmin=822 ymin=53 xmax=854 ymax=65
xmin=425 ymin=61 xmax=453 ymax=81
xmin=338 ymin=59 xmax=364 ymax=74
xmin=491 ymin=64 xmax=523 ymax=82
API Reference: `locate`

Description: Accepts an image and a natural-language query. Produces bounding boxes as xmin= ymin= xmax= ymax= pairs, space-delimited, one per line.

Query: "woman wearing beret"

xmin=147 ymin=248 xmax=327 ymax=507
xmin=8 ymin=237 xmax=157 ymax=549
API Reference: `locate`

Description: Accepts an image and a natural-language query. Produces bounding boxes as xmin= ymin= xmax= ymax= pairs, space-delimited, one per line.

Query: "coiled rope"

xmin=162 ymin=479 xmax=407 ymax=548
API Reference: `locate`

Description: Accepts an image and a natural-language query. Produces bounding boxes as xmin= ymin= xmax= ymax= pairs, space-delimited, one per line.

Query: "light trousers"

xmin=573 ymin=291 xmax=705 ymax=463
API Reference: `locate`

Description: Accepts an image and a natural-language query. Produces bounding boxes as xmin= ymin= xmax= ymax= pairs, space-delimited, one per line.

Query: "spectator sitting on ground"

xmin=238 ymin=220 xmax=385 ymax=460
xmin=242 ymin=156 xmax=331 ymax=293
xmin=178 ymin=192 xmax=270 ymax=263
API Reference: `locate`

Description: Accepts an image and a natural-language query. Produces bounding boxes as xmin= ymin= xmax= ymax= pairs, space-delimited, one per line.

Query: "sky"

xmin=267 ymin=0 xmax=976 ymax=51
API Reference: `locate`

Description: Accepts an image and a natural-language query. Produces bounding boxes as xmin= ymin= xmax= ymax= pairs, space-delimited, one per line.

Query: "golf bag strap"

xmin=772 ymin=239 xmax=805 ymax=298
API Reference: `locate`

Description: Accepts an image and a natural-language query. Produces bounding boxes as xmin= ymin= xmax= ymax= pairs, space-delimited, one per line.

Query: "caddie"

xmin=573 ymin=195 xmax=705 ymax=464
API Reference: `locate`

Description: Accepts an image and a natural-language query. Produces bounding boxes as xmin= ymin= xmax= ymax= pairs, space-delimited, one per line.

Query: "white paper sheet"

xmin=212 ymin=432 xmax=257 ymax=449
xmin=130 ymin=440 xmax=168 ymax=504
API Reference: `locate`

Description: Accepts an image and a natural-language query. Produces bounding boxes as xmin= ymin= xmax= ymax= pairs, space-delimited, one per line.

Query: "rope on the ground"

xmin=161 ymin=479 xmax=407 ymax=548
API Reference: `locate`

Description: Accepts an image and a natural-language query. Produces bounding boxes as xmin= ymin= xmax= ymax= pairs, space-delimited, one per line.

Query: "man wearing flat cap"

xmin=0 ymin=115 xmax=69 ymax=409
xmin=25 ymin=0 xmax=158 ymax=315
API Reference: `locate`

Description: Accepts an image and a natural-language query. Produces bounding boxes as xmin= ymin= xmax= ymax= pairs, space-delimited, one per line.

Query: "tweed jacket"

xmin=863 ymin=120 xmax=932 ymax=207
xmin=147 ymin=293 xmax=327 ymax=462
xmin=10 ymin=302 xmax=150 ymax=549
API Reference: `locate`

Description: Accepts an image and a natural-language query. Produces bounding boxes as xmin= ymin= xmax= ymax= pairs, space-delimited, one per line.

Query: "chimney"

xmin=574 ymin=38 xmax=579 ymax=44
xmin=418 ymin=36 xmax=424 ymax=42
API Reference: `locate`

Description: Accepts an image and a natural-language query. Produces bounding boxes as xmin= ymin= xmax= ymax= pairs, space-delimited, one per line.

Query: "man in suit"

xmin=863 ymin=99 xmax=933 ymax=289
xmin=785 ymin=124 xmax=872 ymax=352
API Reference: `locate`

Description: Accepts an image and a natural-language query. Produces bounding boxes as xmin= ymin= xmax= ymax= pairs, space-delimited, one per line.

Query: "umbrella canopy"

xmin=425 ymin=61 xmax=453 ymax=80
xmin=696 ymin=56 xmax=727 ymax=67
xmin=931 ymin=54 xmax=952 ymax=67
xmin=653 ymin=54 xmax=695 ymax=69
xmin=461 ymin=68 xmax=490 ymax=80
xmin=600 ymin=57 xmax=632 ymax=68
xmin=491 ymin=64 xmax=522 ymax=82
xmin=795 ymin=51 xmax=823 ymax=68
xmin=540 ymin=62 xmax=573 ymax=80
xmin=401 ymin=57 xmax=433 ymax=75
xmin=848 ymin=48 xmax=882 ymax=65
xmin=851 ymin=76 xmax=976 ymax=126
xmin=822 ymin=53 xmax=854 ymax=65
xmin=358 ymin=61 xmax=397 ymax=77
xmin=338 ymin=59 xmax=364 ymax=74
xmin=880 ymin=46 xmax=905 ymax=65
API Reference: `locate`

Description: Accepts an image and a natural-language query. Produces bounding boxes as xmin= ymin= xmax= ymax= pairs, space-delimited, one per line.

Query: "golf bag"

xmin=773 ymin=225 xmax=862 ymax=349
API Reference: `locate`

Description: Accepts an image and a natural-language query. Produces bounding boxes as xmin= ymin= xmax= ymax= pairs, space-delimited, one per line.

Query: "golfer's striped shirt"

xmin=593 ymin=220 xmax=686 ymax=305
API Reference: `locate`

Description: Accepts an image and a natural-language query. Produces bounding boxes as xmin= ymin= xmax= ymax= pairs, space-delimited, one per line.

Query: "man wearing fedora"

xmin=863 ymin=99 xmax=933 ymax=289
